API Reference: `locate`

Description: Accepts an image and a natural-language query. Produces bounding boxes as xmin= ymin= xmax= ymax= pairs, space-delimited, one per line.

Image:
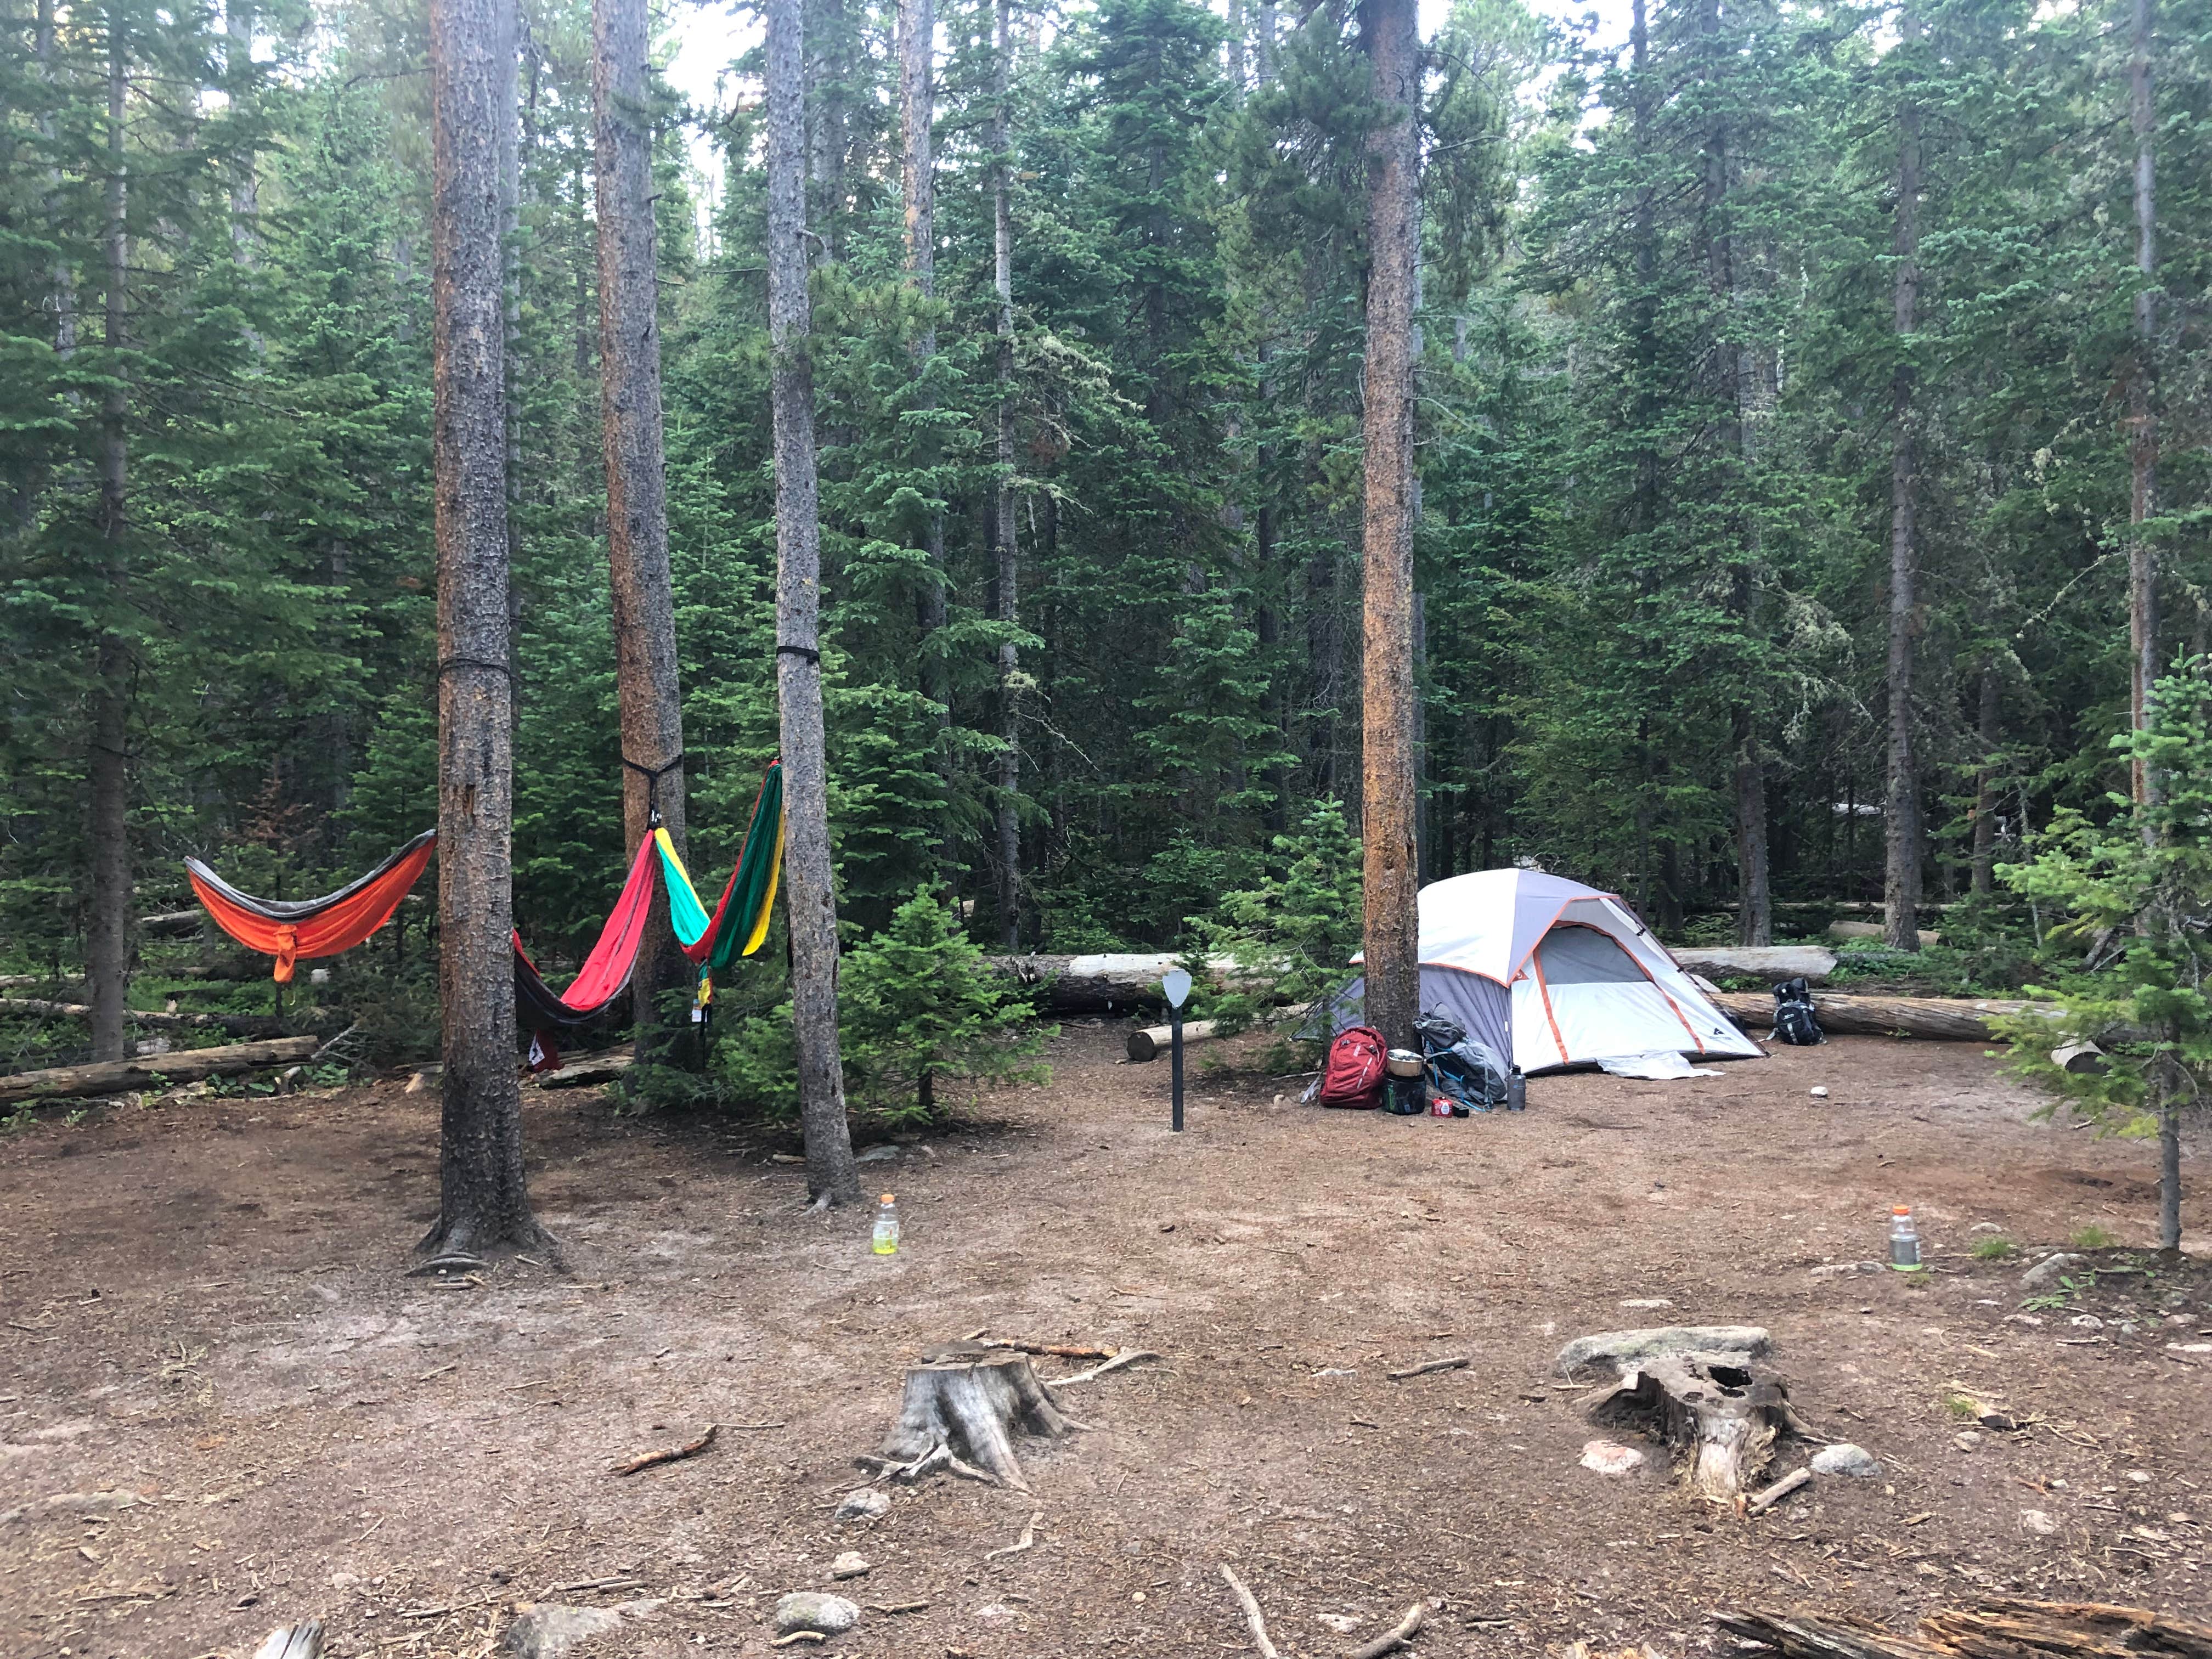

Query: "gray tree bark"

xmin=991 ymin=0 xmax=1021 ymax=949
xmin=1970 ymin=663 xmax=1999 ymax=897
xmin=2128 ymin=0 xmax=2160 ymax=827
xmin=899 ymin=0 xmax=951 ymax=868
xmin=768 ymin=0 xmax=860 ymax=1209
xmin=86 ymin=18 xmax=132 ymax=1065
xmin=1357 ymin=0 xmax=1420 ymax=1049
xmin=1882 ymin=10 xmax=1924 ymax=954
xmin=428 ymin=0 xmax=546 ymax=1260
xmin=594 ymin=0 xmax=690 ymax=1060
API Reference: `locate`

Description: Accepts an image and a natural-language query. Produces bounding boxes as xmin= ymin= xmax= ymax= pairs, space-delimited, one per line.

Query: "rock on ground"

xmin=1553 ymin=1325 xmax=1770 ymax=1375
xmin=2021 ymin=1252 xmax=2086 ymax=1290
xmin=502 ymin=1604 xmax=624 ymax=1659
xmin=835 ymin=1488 xmax=890 ymax=1521
xmin=829 ymin=1551 xmax=871 ymax=1579
xmin=774 ymin=1592 xmax=862 ymax=1636
xmin=1811 ymin=1442 xmax=1881 ymax=1477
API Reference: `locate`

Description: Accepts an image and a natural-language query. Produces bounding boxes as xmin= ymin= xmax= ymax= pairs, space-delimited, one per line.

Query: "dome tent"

xmin=1339 ymin=868 xmax=1764 ymax=1075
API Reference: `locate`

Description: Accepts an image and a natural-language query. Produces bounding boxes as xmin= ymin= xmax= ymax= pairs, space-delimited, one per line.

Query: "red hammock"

xmin=187 ymin=830 xmax=437 ymax=983
xmin=513 ymin=833 xmax=660 ymax=1071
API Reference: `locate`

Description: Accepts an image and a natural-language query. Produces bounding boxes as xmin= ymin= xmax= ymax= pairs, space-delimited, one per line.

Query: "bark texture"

xmin=0 ymin=1035 xmax=320 ymax=1106
xmin=899 ymin=0 xmax=950 ymax=859
xmin=768 ymin=0 xmax=859 ymax=1208
xmin=1970 ymin=664 xmax=2000 ymax=896
xmin=879 ymin=1347 xmax=1079 ymax=1491
xmin=594 ymin=0 xmax=690 ymax=1058
xmin=86 ymin=19 xmax=132 ymax=1064
xmin=1357 ymin=0 xmax=1421 ymax=1048
xmin=2128 ymin=0 xmax=2160 ymax=823
xmin=991 ymin=0 xmax=1021 ymax=949
xmin=1882 ymin=11 xmax=1924 ymax=953
xmin=430 ymin=0 xmax=543 ymax=1259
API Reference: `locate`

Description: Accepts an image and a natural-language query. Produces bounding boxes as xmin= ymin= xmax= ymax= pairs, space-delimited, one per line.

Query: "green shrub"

xmin=1188 ymin=798 xmax=1362 ymax=1054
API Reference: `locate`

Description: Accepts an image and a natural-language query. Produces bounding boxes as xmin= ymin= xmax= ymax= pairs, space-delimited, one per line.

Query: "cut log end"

xmin=880 ymin=1349 xmax=1075 ymax=1491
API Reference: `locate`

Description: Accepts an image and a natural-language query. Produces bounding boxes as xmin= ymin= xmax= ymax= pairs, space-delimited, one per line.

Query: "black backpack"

xmin=1771 ymin=976 xmax=1825 ymax=1046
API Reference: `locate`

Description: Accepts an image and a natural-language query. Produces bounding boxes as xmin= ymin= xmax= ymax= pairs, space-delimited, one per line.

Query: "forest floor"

xmin=3 ymin=1026 xmax=2210 ymax=1659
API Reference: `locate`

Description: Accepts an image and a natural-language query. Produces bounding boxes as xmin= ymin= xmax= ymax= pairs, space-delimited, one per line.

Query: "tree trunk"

xmin=899 ymin=0 xmax=950 ymax=871
xmin=1882 ymin=11 xmax=1923 ymax=953
xmin=991 ymin=0 xmax=1021 ymax=950
xmin=227 ymin=0 xmax=263 ymax=355
xmin=85 ymin=19 xmax=132 ymax=1066
xmin=2129 ymin=0 xmax=2159 ymax=827
xmin=1256 ymin=0 xmax=1277 ymax=82
xmin=767 ymin=0 xmax=859 ymax=1210
xmin=1357 ymin=0 xmax=1420 ymax=1050
xmin=877 ymin=1346 xmax=1079 ymax=1491
xmin=1735 ymin=720 xmax=1771 ymax=945
xmin=594 ymin=0 xmax=690 ymax=1062
xmin=427 ymin=0 xmax=545 ymax=1262
xmin=36 ymin=0 xmax=76 ymax=371
xmin=1970 ymin=663 xmax=1999 ymax=896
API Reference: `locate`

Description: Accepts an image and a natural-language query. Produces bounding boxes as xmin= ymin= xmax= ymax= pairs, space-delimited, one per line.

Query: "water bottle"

xmin=871 ymin=1194 xmax=900 ymax=1256
xmin=1506 ymin=1067 xmax=1527 ymax=1112
xmin=1888 ymin=1205 xmax=1922 ymax=1271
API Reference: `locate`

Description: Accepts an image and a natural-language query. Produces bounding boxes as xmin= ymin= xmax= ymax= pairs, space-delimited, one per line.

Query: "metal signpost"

xmin=1161 ymin=968 xmax=1192 ymax=1132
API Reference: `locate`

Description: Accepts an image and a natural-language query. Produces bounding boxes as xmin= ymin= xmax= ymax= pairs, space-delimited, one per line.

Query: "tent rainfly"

xmin=1340 ymin=868 xmax=1764 ymax=1075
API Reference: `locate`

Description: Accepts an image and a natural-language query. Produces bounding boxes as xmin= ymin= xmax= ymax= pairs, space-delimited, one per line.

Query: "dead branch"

xmin=981 ymin=1339 xmax=1116 ymax=1360
xmin=1746 ymin=1468 xmax=1813 ymax=1515
xmin=1219 ymin=1563 xmax=1282 ymax=1659
xmin=771 ymin=1634 xmax=827 ymax=1648
xmin=1046 ymin=1349 xmax=1163 ymax=1388
xmin=1347 ymin=1602 xmax=1429 ymax=1659
xmin=611 ymin=1424 xmax=718 ymax=1476
xmin=1387 ymin=1356 xmax=1469 ymax=1381
xmin=985 ymin=1510 xmax=1043 ymax=1561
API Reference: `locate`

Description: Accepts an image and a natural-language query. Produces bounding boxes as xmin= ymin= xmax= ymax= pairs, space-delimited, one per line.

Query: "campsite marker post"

xmin=1161 ymin=969 xmax=1192 ymax=1132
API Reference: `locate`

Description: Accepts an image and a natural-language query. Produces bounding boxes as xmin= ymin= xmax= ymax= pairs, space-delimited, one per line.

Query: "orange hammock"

xmin=186 ymin=830 xmax=437 ymax=983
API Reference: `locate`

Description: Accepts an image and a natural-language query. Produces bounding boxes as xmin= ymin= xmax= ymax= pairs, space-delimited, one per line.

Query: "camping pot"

xmin=1385 ymin=1048 xmax=1425 ymax=1079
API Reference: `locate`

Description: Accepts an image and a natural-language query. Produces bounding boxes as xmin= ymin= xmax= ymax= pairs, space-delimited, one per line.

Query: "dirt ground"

xmin=4 ymin=1024 xmax=2210 ymax=1659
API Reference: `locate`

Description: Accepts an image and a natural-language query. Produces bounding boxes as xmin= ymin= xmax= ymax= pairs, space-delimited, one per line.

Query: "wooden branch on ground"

xmin=0 ymin=1035 xmax=321 ymax=1106
xmin=1045 ymin=1349 xmax=1161 ymax=1388
xmin=1386 ymin=1355 xmax=1468 ymax=1381
xmin=1716 ymin=1600 xmax=2212 ymax=1659
xmin=984 ymin=1510 xmax=1042 ymax=1560
xmin=1709 ymin=990 xmax=2061 ymax=1043
xmin=1746 ymin=1468 xmax=1813 ymax=1514
xmin=1127 ymin=1005 xmax=1313 ymax=1063
xmin=610 ymin=1424 xmax=718 ymax=1476
xmin=140 ymin=909 xmax=205 ymax=937
xmin=979 ymin=1339 xmax=1115 ymax=1360
xmin=1218 ymin=1564 xmax=1282 ymax=1659
xmin=0 ymin=998 xmax=290 ymax=1036
xmin=1347 ymin=1602 xmax=1429 ymax=1659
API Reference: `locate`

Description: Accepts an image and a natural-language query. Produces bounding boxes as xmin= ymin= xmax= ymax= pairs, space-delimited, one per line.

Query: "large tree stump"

xmin=1584 ymin=1351 xmax=1801 ymax=1503
xmin=879 ymin=1345 xmax=1079 ymax=1492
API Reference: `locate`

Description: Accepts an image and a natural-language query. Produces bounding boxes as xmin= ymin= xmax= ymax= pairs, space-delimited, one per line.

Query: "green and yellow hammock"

xmin=654 ymin=760 xmax=785 ymax=1001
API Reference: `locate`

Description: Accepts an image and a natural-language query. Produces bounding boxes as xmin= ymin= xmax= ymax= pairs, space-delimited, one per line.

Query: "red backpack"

xmin=1319 ymin=1025 xmax=1387 ymax=1108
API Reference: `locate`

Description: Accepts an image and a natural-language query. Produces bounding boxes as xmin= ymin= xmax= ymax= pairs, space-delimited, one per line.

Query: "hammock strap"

xmin=621 ymin=753 xmax=687 ymax=829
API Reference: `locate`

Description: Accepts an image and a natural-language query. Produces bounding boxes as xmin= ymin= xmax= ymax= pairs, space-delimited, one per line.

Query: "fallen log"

xmin=0 ymin=1034 xmax=321 ymax=1105
xmin=1711 ymin=990 xmax=2059 ymax=1043
xmin=1717 ymin=1600 xmax=2212 ymax=1659
xmin=986 ymin=953 xmax=1270 ymax=1013
xmin=0 ymin=998 xmax=289 ymax=1037
xmin=140 ymin=909 xmax=206 ymax=938
xmin=1829 ymin=919 xmax=1941 ymax=947
xmin=1670 ymin=945 xmax=1836 ymax=981
xmin=1126 ymin=1003 xmax=1311 ymax=1063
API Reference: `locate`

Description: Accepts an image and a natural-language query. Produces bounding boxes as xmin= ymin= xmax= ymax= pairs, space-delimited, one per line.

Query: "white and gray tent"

xmin=1338 ymin=868 xmax=1763 ymax=1074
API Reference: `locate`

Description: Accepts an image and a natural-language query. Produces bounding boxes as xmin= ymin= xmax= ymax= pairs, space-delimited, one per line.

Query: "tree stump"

xmin=879 ymin=1345 xmax=1079 ymax=1492
xmin=1584 ymin=1351 xmax=1802 ymax=1503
